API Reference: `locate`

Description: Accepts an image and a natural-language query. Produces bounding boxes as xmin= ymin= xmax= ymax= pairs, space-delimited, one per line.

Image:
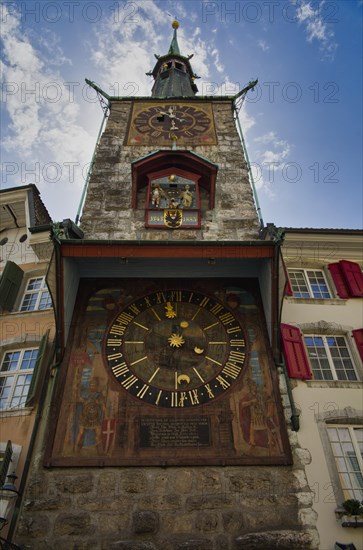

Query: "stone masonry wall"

xmin=14 ymin=367 xmax=319 ymax=550
xmin=13 ymin=99 xmax=319 ymax=549
xmin=80 ymin=100 xmax=261 ymax=241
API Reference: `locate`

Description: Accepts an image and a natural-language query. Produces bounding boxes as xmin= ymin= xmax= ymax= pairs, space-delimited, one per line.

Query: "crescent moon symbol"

xmin=177 ymin=374 xmax=191 ymax=385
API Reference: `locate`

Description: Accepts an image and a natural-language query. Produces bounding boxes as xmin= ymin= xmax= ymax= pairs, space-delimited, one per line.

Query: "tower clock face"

xmin=104 ymin=289 xmax=247 ymax=408
xmin=134 ymin=105 xmax=210 ymax=139
xmin=127 ymin=102 xmax=217 ymax=145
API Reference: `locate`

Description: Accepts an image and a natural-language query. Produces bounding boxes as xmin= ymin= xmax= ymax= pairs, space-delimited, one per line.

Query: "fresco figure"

xmin=76 ymin=376 xmax=105 ymax=451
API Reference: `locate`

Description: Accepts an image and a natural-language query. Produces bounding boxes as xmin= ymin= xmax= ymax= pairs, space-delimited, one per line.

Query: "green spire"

xmin=168 ymin=23 xmax=181 ymax=56
xmin=148 ymin=20 xmax=199 ymax=98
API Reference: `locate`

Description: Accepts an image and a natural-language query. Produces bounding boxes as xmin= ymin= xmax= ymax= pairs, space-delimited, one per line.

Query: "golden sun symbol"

xmin=168 ymin=333 xmax=185 ymax=348
xmin=165 ymin=302 xmax=177 ymax=318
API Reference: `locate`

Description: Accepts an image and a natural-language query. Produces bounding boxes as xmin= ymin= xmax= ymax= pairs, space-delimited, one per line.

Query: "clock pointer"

xmin=158 ymin=106 xmax=185 ymax=123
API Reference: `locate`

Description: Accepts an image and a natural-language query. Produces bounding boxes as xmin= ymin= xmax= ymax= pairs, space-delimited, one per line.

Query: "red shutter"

xmin=328 ymin=262 xmax=350 ymax=298
xmin=340 ymin=261 xmax=363 ymax=297
xmin=352 ymin=329 xmax=363 ymax=361
xmin=281 ymin=323 xmax=312 ymax=379
xmin=285 ymin=273 xmax=293 ymax=296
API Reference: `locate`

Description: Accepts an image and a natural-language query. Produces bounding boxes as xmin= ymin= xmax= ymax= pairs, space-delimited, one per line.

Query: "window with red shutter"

xmin=352 ymin=329 xmax=363 ymax=361
xmin=327 ymin=263 xmax=350 ymax=298
xmin=285 ymin=275 xmax=293 ymax=297
xmin=281 ymin=323 xmax=312 ymax=380
xmin=328 ymin=261 xmax=363 ymax=298
xmin=340 ymin=261 xmax=363 ymax=297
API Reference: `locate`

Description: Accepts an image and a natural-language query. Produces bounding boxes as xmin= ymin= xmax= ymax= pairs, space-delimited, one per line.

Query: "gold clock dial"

xmin=133 ymin=105 xmax=211 ymax=139
xmin=127 ymin=102 xmax=217 ymax=145
xmin=104 ymin=289 xmax=247 ymax=408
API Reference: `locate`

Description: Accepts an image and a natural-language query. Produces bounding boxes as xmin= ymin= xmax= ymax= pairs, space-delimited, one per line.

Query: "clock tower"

xmin=80 ymin=20 xmax=260 ymax=238
xmin=15 ymin=21 xmax=317 ymax=550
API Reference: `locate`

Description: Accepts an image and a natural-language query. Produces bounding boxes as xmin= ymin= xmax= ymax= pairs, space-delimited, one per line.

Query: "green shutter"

xmin=0 ymin=261 xmax=24 ymax=311
xmin=0 ymin=440 xmax=13 ymax=486
xmin=25 ymin=330 xmax=49 ymax=407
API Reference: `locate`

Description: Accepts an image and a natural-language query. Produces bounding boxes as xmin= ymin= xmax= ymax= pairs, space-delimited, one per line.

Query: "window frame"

xmin=0 ymin=441 xmax=22 ymax=485
xmin=19 ymin=275 xmax=52 ymax=312
xmin=326 ymin=424 xmax=363 ymax=501
xmin=288 ymin=268 xmax=332 ymax=299
xmin=304 ymin=334 xmax=359 ymax=382
xmin=0 ymin=347 xmax=39 ymax=410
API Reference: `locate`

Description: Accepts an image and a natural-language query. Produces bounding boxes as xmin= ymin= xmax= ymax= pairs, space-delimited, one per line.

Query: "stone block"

xmin=133 ymin=510 xmax=160 ymax=534
xmin=151 ymin=472 xmax=170 ymax=494
xmin=196 ymin=469 xmax=222 ymax=493
xmin=97 ymin=513 xmax=128 ymax=536
xmin=234 ymin=529 xmax=312 ymax=550
xmin=24 ymin=496 xmax=72 ymax=510
xmin=55 ymin=474 xmax=93 ymax=494
xmin=185 ymin=493 xmax=235 ymax=511
xmin=53 ymin=512 xmax=92 ymax=536
xmin=76 ymin=495 xmax=130 ymax=513
xmin=173 ymin=469 xmax=194 ymax=493
xmin=142 ymin=493 xmax=182 ymax=510
xmin=222 ymin=510 xmax=246 ymax=533
xmin=194 ymin=511 xmax=219 ymax=532
xmin=97 ymin=471 xmax=118 ymax=495
xmin=161 ymin=512 xmax=196 ymax=534
xmin=16 ymin=514 xmax=50 ymax=539
xmin=122 ymin=472 xmax=148 ymax=493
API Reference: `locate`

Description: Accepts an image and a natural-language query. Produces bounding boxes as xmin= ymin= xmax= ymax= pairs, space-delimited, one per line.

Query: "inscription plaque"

xmin=139 ymin=417 xmax=211 ymax=448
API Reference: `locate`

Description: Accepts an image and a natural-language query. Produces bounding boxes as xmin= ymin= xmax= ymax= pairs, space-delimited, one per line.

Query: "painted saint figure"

xmin=76 ymin=376 xmax=105 ymax=451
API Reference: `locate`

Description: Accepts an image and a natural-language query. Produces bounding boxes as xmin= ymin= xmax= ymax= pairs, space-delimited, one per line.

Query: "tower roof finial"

xmin=169 ymin=19 xmax=181 ymax=55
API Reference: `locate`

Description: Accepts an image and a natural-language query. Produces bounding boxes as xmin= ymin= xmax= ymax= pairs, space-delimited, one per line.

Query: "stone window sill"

xmin=306 ymin=381 xmax=363 ymax=389
xmin=285 ymin=297 xmax=344 ymax=305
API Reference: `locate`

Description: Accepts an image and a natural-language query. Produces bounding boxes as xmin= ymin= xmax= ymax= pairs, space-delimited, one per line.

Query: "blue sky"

xmin=1 ymin=0 xmax=362 ymax=229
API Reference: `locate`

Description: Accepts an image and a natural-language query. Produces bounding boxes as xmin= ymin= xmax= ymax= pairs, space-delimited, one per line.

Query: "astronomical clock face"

xmin=104 ymin=289 xmax=246 ymax=408
xmin=127 ymin=102 xmax=217 ymax=145
xmin=49 ymin=279 xmax=292 ymax=467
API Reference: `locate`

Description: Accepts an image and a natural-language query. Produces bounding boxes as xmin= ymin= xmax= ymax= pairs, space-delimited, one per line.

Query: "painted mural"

xmin=47 ymin=279 xmax=291 ymax=466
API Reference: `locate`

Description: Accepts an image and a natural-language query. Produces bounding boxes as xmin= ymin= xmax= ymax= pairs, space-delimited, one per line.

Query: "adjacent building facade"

xmin=281 ymin=228 xmax=363 ymax=550
xmin=0 ymin=185 xmax=54 ymax=543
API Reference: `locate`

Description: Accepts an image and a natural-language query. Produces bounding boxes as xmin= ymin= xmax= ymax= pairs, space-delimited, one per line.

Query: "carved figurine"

xmin=180 ymin=184 xmax=193 ymax=208
xmin=151 ymin=184 xmax=163 ymax=208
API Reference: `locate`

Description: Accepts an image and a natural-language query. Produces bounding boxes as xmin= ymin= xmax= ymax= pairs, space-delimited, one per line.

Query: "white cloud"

xmin=1 ymin=4 xmax=95 ymax=219
xmin=258 ymin=39 xmax=270 ymax=52
xmin=211 ymin=48 xmax=224 ymax=74
xmin=295 ymin=1 xmax=338 ymax=61
xmin=238 ymin=105 xmax=256 ymax=134
xmin=251 ymin=131 xmax=292 ymax=196
xmin=89 ymin=1 xmax=212 ymax=96
xmin=34 ymin=29 xmax=72 ymax=67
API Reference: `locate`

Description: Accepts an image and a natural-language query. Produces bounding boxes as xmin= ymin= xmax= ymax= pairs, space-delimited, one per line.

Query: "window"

xmin=0 ymin=348 xmax=38 ymax=409
xmin=20 ymin=277 xmax=51 ymax=311
xmin=0 ymin=440 xmax=12 ymax=485
xmin=0 ymin=261 xmax=23 ymax=311
xmin=304 ymin=336 xmax=358 ymax=381
xmin=327 ymin=426 xmax=363 ymax=500
xmin=328 ymin=260 xmax=363 ymax=298
xmin=288 ymin=269 xmax=331 ymax=298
